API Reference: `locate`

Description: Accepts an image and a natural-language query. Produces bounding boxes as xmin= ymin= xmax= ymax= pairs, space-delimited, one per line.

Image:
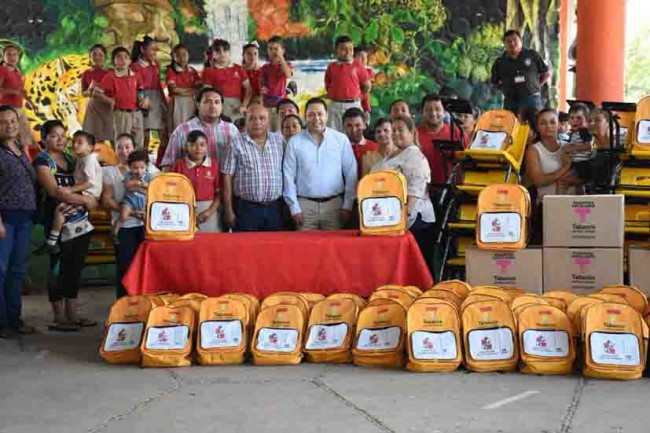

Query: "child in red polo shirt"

xmin=81 ymin=44 xmax=113 ymax=142
xmin=242 ymin=42 xmax=263 ymax=105
xmin=261 ymin=36 xmax=293 ymax=132
xmin=324 ymin=35 xmax=371 ymax=132
xmin=353 ymin=46 xmax=374 ymax=123
xmin=172 ymin=130 xmax=221 ymax=232
xmin=130 ymin=36 xmax=168 ymax=153
xmin=98 ymin=47 xmax=145 ymax=149
xmin=0 ymin=44 xmax=37 ymax=151
xmin=202 ymin=39 xmax=252 ymax=121
xmin=166 ymin=44 xmax=201 ymax=131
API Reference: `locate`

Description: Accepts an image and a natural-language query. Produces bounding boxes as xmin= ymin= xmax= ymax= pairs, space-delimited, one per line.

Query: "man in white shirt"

xmin=283 ymin=98 xmax=358 ymax=230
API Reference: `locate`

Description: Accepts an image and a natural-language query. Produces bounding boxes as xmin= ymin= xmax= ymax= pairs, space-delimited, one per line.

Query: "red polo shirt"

xmin=166 ymin=66 xmax=200 ymax=90
xmin=417 ymin=124 xmax=468 ymax=185
xmin=0 ymin=65 xmax=24 ymax=108
xmin=202 ymin=64 xmax=248 ymax=99
xmin=130 ymin=60 xmax=161 ymax=90
xmin=81 ymin=67 xmax=110 ymax=91
xmin=172 ymin=156 xmax=220 ymax=202
xmin=246 ymin=67 xmax=263 ymax=98
xmin=324 ymin=60 xmax=369 ymax=101
xmin=100 ymin=70 xmax=142 ymax=110
xmin=361 ymin=68 xmax=374 ymax=112
xmin=352 ymin=140 xmax=378 ymax=175
xmin=261 ymin=62 xmax=292 ymax=107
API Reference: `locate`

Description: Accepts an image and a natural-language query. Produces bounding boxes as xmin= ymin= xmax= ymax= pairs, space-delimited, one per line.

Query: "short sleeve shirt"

xmin=81 ymin=68 xmax=110 ymax=91
xmin=166 ymin=66 xmax=200 ymax=90
xmin=261 ymin=62 xmax=293 ymax=107
xmin=131 ymin=60 xmax=161 ymax=90
xmin=33 ymin=151 xmax=76 ymax=233
xmin=99 ymin=70 xmax=142 ymax=110
xmin=491 ymin=49 xmax=549 ymax=101
xmin=0 ymin=146 xmax=36 ymax=212
xmin=172 ymin=157 xmax=220 ymax=202
xmin=202 ymin=64 xmax=249 ymax=99
xmin=324 ymin=60 xmax=370 ymax=101
xmin=0 ymin=65 xmax=24 ymax=108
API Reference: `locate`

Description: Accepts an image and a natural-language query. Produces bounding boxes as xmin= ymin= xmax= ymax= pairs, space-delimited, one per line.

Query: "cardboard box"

xmin=629 ymin=246 xmax=650 ymax=297
xmin=543 ymin=195 xmax=624 ymax=248
xmin=543 ymin=248 xmax=623 ymax=295
xmin=466 ymin=246 xmax=543 ymax=294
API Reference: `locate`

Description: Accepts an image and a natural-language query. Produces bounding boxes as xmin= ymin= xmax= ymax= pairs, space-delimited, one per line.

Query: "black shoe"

xmin=45 ymin=242 xmax=61 ymax=255
xmin=0 ymin=327 xmax=14 ymax=339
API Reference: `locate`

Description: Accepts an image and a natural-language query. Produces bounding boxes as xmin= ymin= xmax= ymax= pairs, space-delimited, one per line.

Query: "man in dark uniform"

xmin=491 ymin=29 xmax=551 ymax=114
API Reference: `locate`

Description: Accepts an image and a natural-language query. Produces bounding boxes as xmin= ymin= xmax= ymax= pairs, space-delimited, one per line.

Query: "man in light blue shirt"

xmin=283 ymin=97 xmax=358 ymax=230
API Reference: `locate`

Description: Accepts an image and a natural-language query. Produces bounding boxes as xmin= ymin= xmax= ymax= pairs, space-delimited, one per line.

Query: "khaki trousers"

xmin=223 ymin=97 xmax=242 ymax=121
xmin=298 ymin=197 xmax=342 ymax=231
xmin=327 ymin=100 xmax=361 ymax=132
xmin=113 ymin=110 xmax=144 ymax=150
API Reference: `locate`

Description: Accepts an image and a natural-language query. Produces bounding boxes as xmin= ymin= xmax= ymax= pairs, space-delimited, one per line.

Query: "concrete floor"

xmin=1 ymin=288 xmax=648 ymax=433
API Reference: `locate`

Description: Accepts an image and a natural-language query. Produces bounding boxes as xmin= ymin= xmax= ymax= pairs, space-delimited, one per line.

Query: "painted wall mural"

xmin=0 ymin=0 xmax=559 ymax=139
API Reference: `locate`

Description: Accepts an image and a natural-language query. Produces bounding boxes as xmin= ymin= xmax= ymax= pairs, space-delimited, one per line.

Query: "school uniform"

xmin=166 ymin=65 xmax=200 ymax=130
xmin=81 ymin=67 xmax=113 ymax=142
xmin=202 ymin=64 xmax=249 ymax=120
xmin=324 ymin=60 xmax=370 ymax=132
xmin=245 ymin=67 xmax=263 ymax=104
xmin=0 ymin=65 xmax=34 ymax=147
xmin=100 ymin=70 xmax=145 ymax=149
xmin=131 ymin=59 xmax=167 ymax=131
xmin=172 ymin=156 xmax=221 ymax=232
xmin=361 ymin=67 xmax=374 ymax=121
xmin=262 ymin=62 xmax=293 ymax=132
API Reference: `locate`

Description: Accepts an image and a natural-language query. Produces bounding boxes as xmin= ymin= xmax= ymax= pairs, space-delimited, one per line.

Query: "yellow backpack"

xmin=100 ymin=295 xmax=154 ymax=364
xmin=222 ymin=293 xmax=260 ymax=327
xmin=352 ymin=299 xmax=407 ymax=368
xmin=476 ymin=184 xmax=531 ymax=251
xmin=462 ymin=299 xmax=518 ymax=372
xmin=369 ymin=287 xmax=416 ymax=309
xmin=420 ymin=289 xmax=464 ymax=310
xmin=406 ymin=298 xmax=462 ymax=372
xmin=301 ymin=293 xmax=327 ymax=310
xmin=328 ymin=293 xmax=367 ymax=310
xmin=145 ymin=173 xmax=196 ymax=241
xmin=156 ymin=293 xmax=180 ymax=305
xmin=196 ymin=297 xmax=249 ymax=365
xmin=582 ymin=302 xmax=649 ymax=380
xmin=433 ymin=280 xmax=472 ymax=300
xmin=261 ymin=293 xmax=310 ymax=326
xmin=141 ymin=305 xmax=195 ymax=367
xmin=304 ymin=298 xmax=359 ymax=363
xmin=375 ymin=284 xmax=422 ymax=299
xmin=357 ymin=170 xmax=408 ymax=236
xmin=599 ymin=285 xmax=648 ymax=315
xmin=511 ymin=294 xmax=549 ymax=315
xmin=251 ymin=304 xmax=305 ymax=365
xmin=471 ymin=286 xmax=513 ymax=305
xmin=517 ymin=304 xmax=575 ymax=375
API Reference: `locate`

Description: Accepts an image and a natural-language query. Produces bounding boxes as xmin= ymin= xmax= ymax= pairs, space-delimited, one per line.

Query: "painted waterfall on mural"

xmin=0 ymin=0 xmax=559 ymax=138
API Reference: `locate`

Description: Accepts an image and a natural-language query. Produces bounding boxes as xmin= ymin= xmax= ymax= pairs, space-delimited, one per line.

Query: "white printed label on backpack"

xmin=150 ymin=202 xmax=191 ymax=232
xmin=468 ymin=328 xmax=514 ymax=360
xmin=637 ymin=120 xmax=650 ymax=144
xmin=144 ymin=325 xmax=189 ymax=350
xmin=470 ymin=130 xmax=508 ymax=151
xmin=356 ymin=327 xmax=401 ymax=351
xmin=522 ymin=330 xmax=569 ymax=357
xmin=200 ymin=320 xmax=243 ymax=349
xmin=361 ymin=197 xmax=402 ymax=228
xmin=479 ymin=213 xmax=521 ymax=244
xmin=411 ymin=331 xmax=457 ymax=360
xmin=305 ymin=323 xmax=349 ymax=350
xmin=256 ymin=328 xmax=299 ymax=352
xmin=103 ymin=322 xmax=144 ymax=352
xmin=589 ymin=332 xmax=640 ymax=366
xmin=618 ymin=126 xmax=629 ymax=143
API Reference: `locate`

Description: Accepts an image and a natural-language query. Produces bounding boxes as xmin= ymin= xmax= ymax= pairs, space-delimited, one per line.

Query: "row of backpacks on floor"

xmin=99 ymin=282 xmax=650 ymax=381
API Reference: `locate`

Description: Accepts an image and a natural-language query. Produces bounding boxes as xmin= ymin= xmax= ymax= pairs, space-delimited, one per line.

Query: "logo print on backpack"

xmin=481 ymin=336 xmax=493 ymax=350
xmin=369 ymin=333 xmax=379 ymax=345
xmin=317 ymin=327 xmax=327 ymax=342
xmin=492 ymin=218 xmax=502 ymax=233
xmin=269 ymin=333 xmax=278 ymax=345
xmin=158 ymin=330 xmax=169 ymax=343
xmin=604 ymin=340 xmax=616 ymax=354
xmin=536 ymin=335 xmax=547 ymax=348
xmin=423 ymin=337 xmax=434 ymax=350
xmin=215 ymin=326 xmax=225 ymax=340
xmin=372 ymin=202 xmax=383 ymax=216
xmin=117 ymin=329 xmax=127 ymax=342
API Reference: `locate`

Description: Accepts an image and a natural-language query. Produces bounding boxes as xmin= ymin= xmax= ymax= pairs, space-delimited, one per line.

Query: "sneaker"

xmin=45 ymin=242 xmax=61 ymax=255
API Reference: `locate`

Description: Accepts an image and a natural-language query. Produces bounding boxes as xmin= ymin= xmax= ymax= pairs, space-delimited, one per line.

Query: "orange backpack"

xmin=517 ymin=304 xmax=575 ymax=375
xmin=196 ymin=297 xmax=249 ymax=365
xmin=420 ymin=289 xmax=464 ymax=310
xmin=462 ymin=299 xmax=518 ymax=372
xmin=100 ymin=295 xmax=154 ymax=364
xmin=145 ymin=173 xmax=196 ymax=241
xmin=357 ymin=170 xmax=408 ymax=236
xmin=582 ymin=302 xmax=649 ymax=380
xmin=352 ymin=299 xmax=407 ymax=368
xmin=221 ymin=293 xmax=260 ymax=327
xmin=304 ymin=298 xmax=359 ymax=363
xmin=432 ymin=280 xmax=472 ymax=300
xmin=251 ymin=304 xmax=305 ymax=365
xmin=328 ymin=293 xmax=367 ymax=310
xmin=261 ymin=293 xmax=310 ymax=326
xmin=369 ymin=287 xmax=415 ymax=309
xmin=476 ymin=184 xmax=531 ymax=251
xmin=599 ymin=285 xmax=648 ymax=315
xmin=141 ymin=305 xmax=195 ymax=367
xmin=406 ymin=298 xmax=462 ymax=372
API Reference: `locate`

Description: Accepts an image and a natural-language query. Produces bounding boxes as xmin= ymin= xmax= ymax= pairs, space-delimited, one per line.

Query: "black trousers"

xmin=48 ymin=233 xmax=92 ymax=302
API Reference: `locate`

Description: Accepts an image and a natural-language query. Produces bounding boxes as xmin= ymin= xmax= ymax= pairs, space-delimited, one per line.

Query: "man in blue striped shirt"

xmin=283 ymin=98 xmax=358 ymax=230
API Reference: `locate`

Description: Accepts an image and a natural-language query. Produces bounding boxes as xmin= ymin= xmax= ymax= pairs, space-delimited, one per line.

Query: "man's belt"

xmin=298 ymin=194 xmax=343 ymax=203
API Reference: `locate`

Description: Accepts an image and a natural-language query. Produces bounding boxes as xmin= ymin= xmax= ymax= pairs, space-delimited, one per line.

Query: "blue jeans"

xmin=504 ymin=93 xmax=543 ymax=115
xmin=234 ymin=198 xmax=284 ymax=232
xmin=0 ymin=212 xmax=33 ymax=329
xmin=114 ymin=226 xmax=145 ymax=299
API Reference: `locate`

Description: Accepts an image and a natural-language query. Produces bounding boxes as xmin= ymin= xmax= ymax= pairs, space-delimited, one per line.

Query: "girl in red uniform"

xmin=166 ymin=44 xmax=201 ymax=131
xmin=130 ymin=36 xmax=168 ymax=153
xmin=98 ymin=47 xmax=145 ymax=150
xmin=242 ymin=42 xmax=262 ymax=105
xmin=81 ymin=44 xmax=113 ymax=142
xmin=0 ymin=44 xmax=37 ymax=154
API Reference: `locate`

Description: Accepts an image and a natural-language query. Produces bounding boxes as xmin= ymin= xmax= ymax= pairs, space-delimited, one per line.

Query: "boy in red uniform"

xmin=353 ymin=46 xmax=374 ymax=123
xmin=0 ymin=44 xmax=37 ymax=153
xmin=202 ymin=39 xmax=252 ymax=121
xmin=98 ymin=47 xmax=145 ymax=150
xmin=262 ymin=36 xmax=293 ymax=132
xmin=342 ymin=107 xmax=377 ymax=179
xmin=417 ymin=94 xmax=468 ymax=187
xmin=324 ymin=35 xmax=371 ymax=132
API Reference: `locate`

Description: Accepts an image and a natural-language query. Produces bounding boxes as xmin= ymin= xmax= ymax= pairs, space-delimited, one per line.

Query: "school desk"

xmin=122 ymin=230 xmax=432 ymax=298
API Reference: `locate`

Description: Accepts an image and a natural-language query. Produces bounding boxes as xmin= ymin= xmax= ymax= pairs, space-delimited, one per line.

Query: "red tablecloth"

xmin=123 ymin=230 xmax=432 ymax=298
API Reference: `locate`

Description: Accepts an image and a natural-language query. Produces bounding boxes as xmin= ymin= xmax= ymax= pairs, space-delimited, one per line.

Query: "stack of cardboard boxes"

xmin=629 ymin=244 xmax=650 ymax=296
xmin=543 ymin=195 xmax=625 ymax=295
